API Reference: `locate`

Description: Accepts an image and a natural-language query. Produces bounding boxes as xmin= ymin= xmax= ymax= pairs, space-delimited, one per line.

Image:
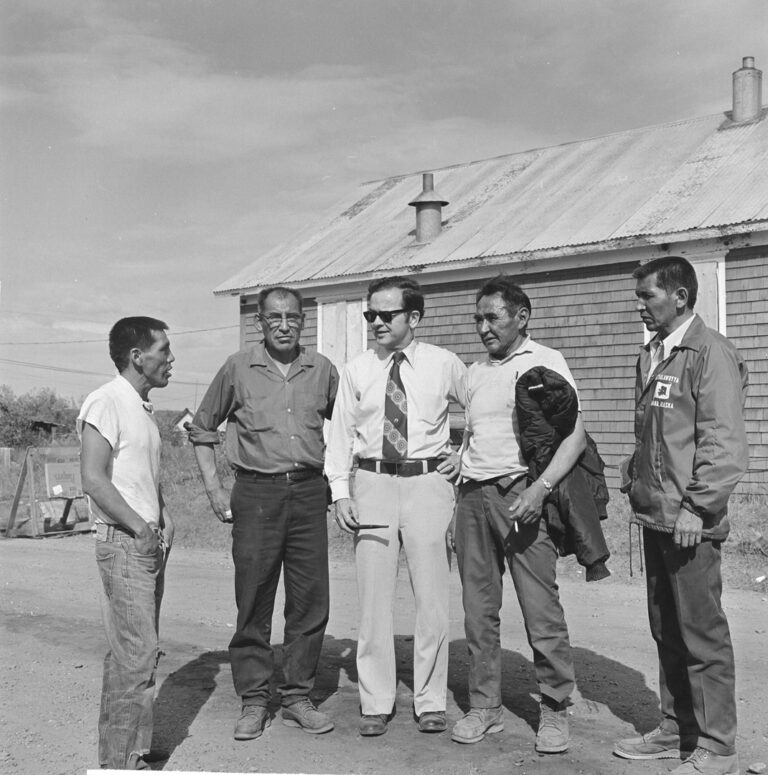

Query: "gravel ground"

xmin=1 ymin=535 xmax=767 ymax=775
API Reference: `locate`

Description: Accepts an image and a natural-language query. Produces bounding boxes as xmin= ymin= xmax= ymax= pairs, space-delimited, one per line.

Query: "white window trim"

xmin=316 ymin=302 xmax=324 ymax=355
xmin=315 ymin=296 xmax=368 ymax=360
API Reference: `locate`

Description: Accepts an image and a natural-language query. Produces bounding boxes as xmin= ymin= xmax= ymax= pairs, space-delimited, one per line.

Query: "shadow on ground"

xmin=151 ymin=634 xmax=660 ymax=768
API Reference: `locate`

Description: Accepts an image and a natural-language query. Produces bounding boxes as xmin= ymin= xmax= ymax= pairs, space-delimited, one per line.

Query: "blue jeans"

xmin=95 ymin=525 xmax=165 ymax=769
xmin=229 ymin=472 xmax=329 ymax=707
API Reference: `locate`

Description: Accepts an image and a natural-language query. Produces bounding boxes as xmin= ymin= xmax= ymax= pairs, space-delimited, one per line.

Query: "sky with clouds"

xmin=1 ymin=0 xmax=765 ymax=410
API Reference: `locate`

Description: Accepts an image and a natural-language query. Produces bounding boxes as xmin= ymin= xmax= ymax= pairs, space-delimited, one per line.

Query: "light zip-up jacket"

xmin=625 ymin=315 xmax=749 ymax=540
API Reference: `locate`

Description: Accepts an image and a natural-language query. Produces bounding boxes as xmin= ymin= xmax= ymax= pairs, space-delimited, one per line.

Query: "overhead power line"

xmin=0 ymin=324 xmax=239 ymax=346
xmin=0 ymin=357 xmax=207 ymax=386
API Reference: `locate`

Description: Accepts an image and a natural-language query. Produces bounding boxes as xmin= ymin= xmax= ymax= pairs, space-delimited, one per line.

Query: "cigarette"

xmin=353 ymin=523 xmax=388 ymax=530
xmin=514 ymin=520 xmax=519 ymax=533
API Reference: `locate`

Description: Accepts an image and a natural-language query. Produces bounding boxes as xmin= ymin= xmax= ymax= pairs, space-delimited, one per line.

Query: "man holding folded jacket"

xmin=326 ymin=275 xmax=466 ymax=737
xmin=447 ymin=275 xmax=586 ymax=754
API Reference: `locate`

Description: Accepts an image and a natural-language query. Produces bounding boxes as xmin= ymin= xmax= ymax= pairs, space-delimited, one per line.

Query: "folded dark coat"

xmin=515 ymin=366 xmax=610 ymax=581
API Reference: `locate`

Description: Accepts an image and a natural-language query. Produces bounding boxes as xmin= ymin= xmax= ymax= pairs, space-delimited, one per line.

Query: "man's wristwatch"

xmin=539 ymin=477 xmax=553 ymax=493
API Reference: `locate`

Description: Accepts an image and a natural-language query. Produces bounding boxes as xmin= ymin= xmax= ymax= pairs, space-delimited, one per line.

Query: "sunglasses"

xmin=363 ymin=308 xmax=409 ymax=324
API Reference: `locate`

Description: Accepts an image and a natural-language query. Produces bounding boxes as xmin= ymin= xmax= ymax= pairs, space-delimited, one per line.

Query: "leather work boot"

xmin=418 ymin=711 xmax=447 ymax=733
xmin=535 ymin=698 xmax=570 ymax=753
xmin=613 ymin=723 xmax=683 ymax=760
xmin=668 ymin=747 xmax=740 ymax=775
xmin=359 ymin=713 xmax=390 ymax=736
xmin=234 ymin=705 xmax=270 ymax=740
xmin=451 ymin=706 xmax=504 ymax=744
xmin=281 ymin=698 xmax=334 ymax=734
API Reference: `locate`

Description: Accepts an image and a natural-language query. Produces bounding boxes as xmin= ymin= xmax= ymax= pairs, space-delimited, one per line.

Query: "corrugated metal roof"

xmin=216 ymin=111 xmax=768 ymax=295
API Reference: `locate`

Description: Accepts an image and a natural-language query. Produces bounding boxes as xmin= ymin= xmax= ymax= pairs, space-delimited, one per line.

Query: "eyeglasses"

xmin=363 ymin=308 xmax=408 ymax=324
xmin=259 ymin=313 xmax=303 ymax=329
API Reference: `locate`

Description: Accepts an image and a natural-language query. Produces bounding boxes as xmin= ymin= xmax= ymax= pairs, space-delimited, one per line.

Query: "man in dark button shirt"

xmin=188 ymin=286 xmax=339 ymax=741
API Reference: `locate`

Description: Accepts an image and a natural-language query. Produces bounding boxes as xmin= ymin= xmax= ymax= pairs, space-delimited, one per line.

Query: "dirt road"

xmin=1 ymin=536 xmax=766 ymax=775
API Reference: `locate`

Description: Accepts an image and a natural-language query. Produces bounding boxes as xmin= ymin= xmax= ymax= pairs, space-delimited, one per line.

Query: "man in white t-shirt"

xmin=449 ymin=276 xmax=585 ymax=755
xmin=78 ymin=316 xmax=175 ymax=771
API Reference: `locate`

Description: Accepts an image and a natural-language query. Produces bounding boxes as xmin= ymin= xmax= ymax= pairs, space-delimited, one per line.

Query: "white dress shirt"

xmin=325 ymin=339 xmax=467 ymax=501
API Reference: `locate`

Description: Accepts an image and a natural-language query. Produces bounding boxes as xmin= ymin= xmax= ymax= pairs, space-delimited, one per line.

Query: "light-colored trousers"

xmin=95 ymin=528 xmax=165 ymax=769
xmin=352 ymin=468 xmax=455 ymax=716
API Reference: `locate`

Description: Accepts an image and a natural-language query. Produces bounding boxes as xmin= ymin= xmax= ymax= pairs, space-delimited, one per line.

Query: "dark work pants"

xmin=229 ymin=473 xmax=330 ymax=707
xmin=455 ymin=479 xmax=575 ymax=708
xmin=643 ymin=528 xmax=737 ymax=756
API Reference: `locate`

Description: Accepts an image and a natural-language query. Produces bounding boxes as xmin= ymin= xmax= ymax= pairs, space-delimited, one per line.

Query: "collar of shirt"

xmin=647 ymin=313 xmax=697 ymax=357
xmin=374 ymin=338 xmax=419 ymax=369
xmin=485 ymin=335 xmax=534 ymax=367
xmin=249 ymin=342 xmax=313 ymax=374
xmin=114 ymin=373 xmax=153 ymax=412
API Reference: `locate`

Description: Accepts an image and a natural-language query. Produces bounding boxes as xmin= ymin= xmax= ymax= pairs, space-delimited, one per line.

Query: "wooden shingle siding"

xmin=726 ymin=246 xmax=768 ymax=492
xmin=241 ymin=301 xmax=259 ymax=348
xmin=235 ymin=251 xmax=766 ymax=495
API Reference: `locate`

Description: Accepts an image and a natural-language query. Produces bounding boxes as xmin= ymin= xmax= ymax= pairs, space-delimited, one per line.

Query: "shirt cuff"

xmin=187 ymin=425 xmax=221 ymax=445
xmin=329 ymin=479 xmax=350 ymax=502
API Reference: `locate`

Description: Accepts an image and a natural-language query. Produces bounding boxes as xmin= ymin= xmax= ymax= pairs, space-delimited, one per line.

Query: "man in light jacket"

xmin=614 ymin=257 xmax=749 ymax=775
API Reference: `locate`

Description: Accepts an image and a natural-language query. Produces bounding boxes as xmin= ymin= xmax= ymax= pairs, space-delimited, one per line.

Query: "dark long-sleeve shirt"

xmin=188 ymin=343 xmax=339 ymax=474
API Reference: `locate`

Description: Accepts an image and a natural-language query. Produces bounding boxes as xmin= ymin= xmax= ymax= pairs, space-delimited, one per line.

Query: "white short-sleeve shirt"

xmin=460 ymin=337 xmax=579 ymax=482
xmin=77 ymin=375 xmax=162 ymax=525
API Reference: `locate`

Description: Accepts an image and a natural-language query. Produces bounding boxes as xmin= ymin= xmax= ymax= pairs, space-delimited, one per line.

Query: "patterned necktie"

xmin=383 ymin=351 xmax=408 ymax=459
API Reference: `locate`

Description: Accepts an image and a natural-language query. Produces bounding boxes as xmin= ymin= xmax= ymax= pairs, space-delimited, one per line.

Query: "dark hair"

xmin=367 ymin=276 xmax=425 ymax=319
xmin=475 ymin=275 xmax=532 ymax=314
xmin=257 ymin=286 xmax=304 ymax=313
xmin=109 ymin=317 xmax=168 ymax=372
xmin=632 ymin=256 xmax=698 ymax=309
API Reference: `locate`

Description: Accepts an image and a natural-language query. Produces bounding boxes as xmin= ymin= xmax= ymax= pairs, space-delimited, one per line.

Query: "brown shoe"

xmin=418 ymin=711 xmax=447 ymax=733
xmin=234 ymin=705 xmax=270 ymax=740
xmin=359 ymin=714 xmax=389 ymax=736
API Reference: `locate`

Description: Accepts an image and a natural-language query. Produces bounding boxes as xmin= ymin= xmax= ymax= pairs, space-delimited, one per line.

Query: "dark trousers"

xmin=229 ymin=473 xmax=330 ymax=707
xmin=455 ymin=479 xmax=575 ymax=708
xmin=643 ymin=528 xmax=737 ymax=755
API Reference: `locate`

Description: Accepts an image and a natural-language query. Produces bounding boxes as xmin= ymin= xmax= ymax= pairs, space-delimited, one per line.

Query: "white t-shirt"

xmin=460 ymin=336 xmax=579 ymax=482
xmin=77 ymin=375 xmax=162 ymax=526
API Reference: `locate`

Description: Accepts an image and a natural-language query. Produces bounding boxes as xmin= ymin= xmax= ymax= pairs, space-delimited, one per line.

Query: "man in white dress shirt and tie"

xmin=326 ymin=276 xmax=466 ymax=737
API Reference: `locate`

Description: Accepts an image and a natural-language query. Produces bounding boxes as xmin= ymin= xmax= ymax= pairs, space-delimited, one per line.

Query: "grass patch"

xmin=161 ymin=446 xmax=767 ymax=591
xmin=159 ymin=446 xmax=356 ymax=561
xmin=3 ymin=445 xmax=764 ymax=592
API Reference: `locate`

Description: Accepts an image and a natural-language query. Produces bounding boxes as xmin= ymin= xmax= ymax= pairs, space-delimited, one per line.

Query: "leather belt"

xmin=93 ymin=523 xmax=160 ymax=541
xmin=236 ymin=468 xmax=322 ymax=482
xmin=357 ymin=458 xmax=441 ymax=477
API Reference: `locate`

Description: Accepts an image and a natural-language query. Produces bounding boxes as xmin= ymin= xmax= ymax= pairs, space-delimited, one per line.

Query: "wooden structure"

xmin=5 ymin=447 xmax=90 ymax=538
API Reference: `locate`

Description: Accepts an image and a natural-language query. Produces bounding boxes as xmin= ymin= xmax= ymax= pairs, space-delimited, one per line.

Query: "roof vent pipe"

xmin=732 ymin=56 xmax=762 ymax=123
xmin=409 ymin=173 xmax=448 ymax=243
